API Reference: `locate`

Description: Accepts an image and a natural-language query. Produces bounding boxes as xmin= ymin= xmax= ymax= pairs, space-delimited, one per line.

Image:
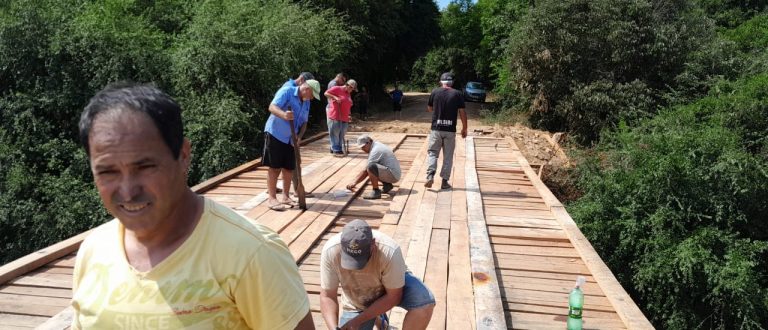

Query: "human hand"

xmin=461 ymin=127 xmax=467 ymax=138
xmin=346 ymin=183 xmax=356 ymax=191
xmin=284 ymin=110 xmax=294 ymax=121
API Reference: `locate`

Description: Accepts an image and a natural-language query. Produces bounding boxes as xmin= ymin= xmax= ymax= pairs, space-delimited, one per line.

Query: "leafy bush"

xmin=502 ymin=0 xmax=738 ymax=144
xmin=569 ymin=74 xmax=768 ymax=329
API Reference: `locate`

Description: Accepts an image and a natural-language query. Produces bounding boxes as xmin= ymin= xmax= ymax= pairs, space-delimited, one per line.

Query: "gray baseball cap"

xmin=356 ymin=134 xmax=373 ymax=147
xmin=340 ymin=219 xmax=373 ymax=270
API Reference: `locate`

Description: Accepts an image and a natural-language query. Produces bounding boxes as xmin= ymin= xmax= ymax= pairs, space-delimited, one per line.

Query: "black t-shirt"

xmin=428 ymin=87 xmax=465 ymax=132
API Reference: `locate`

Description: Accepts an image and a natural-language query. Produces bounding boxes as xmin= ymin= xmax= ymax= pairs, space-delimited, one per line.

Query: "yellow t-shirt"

xmin=71 ymin=198 xmax=309 ymax=329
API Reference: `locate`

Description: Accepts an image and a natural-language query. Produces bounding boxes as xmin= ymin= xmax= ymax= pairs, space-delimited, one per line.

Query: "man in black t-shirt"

xmin=424 ymin=72 xmax=467 ymax=190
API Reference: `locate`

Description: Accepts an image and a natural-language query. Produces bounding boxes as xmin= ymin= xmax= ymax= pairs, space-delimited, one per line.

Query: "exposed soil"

xmin=349 ymin=92 xmax=570 ymax=170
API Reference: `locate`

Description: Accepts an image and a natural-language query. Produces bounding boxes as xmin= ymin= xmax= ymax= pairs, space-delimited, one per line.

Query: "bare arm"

xmin=269 ymin=103 xmax=293 ymax=121
xmin=341 ymin=287 xmax=403 ymax=330
xmin=426 ymin=105 xmax=433 ymax=112
xmin=346 ymin=169 xmax=369 ymax=191
xmin=325 ymin=91 xmax=341 ymax=103
xmin=320 ymin=288 xmax=340 ymax=330
xmin=459 ymin=108 xmax=467 ymax=138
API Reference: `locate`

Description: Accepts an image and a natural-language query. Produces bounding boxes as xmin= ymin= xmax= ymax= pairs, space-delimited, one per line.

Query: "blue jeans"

xmin=339 ymin=272 xmax=435 ymax=330
xmin=328 ymin=119 xmax=348 ymax=153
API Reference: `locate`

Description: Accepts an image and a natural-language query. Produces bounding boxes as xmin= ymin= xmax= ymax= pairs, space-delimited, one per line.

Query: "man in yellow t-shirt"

xmin=72 ymin=83 xmax=313 ymax=329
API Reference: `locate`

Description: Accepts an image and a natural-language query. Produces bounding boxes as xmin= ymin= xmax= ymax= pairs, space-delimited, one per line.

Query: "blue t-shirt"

xmin=281 ymin=79 xmax=296 ymax=88
xmin=264 ymin=85 xmax=310 ymax=144
xmin=390 ymin=89 xmax=403 ymax=103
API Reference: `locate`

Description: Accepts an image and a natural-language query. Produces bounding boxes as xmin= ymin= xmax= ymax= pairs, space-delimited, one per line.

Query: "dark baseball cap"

xmin=440 ymin=72 xmax=454 ymax=82
xmin=340 ymin=219 xmax=373 ymax=270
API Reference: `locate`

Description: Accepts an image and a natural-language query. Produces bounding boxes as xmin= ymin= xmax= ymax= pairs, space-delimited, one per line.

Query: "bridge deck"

xmin=0 ymin=132 xmax=652 ymax=329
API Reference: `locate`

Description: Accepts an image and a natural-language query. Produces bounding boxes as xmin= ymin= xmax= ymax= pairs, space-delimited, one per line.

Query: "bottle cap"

xmin=576 ymin=276 xmax=586 ymax=288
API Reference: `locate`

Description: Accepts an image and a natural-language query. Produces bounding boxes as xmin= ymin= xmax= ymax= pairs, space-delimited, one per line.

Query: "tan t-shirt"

xmin=71 ymin=198 xmax=309 ymax=329
xmin=320 ymin=230 xmax=407 ymax=311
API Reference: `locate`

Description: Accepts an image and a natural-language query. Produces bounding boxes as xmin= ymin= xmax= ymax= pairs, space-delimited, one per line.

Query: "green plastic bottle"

xmin=567 ymin=276 xmax=586 ymax=330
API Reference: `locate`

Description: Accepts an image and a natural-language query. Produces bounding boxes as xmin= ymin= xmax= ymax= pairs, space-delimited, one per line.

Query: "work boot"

xmin=382 ymin=182 xmax=394 ymax=194
xmin=363 ymin=189 xmax=382 ymax=200
xmin=441 ymin=179 xmax=452 ymax=190
xmin=424 ymin=174 xmax=434 ymax=188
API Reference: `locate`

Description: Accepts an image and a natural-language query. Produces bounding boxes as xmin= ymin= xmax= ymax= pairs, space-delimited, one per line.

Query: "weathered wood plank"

xmin=424 ymin=229 xmax=449 ymax=330
xmin=465 ymin=137 xmax=506 ymax=329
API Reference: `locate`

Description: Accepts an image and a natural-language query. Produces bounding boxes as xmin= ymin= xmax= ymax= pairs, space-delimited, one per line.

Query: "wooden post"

xmin=289 ymin=120 xmax=307 ymax=210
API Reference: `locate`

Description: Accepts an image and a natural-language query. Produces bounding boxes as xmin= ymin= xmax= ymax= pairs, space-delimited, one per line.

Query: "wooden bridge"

xmin=0 ymin=132 xmax=654 ymax=329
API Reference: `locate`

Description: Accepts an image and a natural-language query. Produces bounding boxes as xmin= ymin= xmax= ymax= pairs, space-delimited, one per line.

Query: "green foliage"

xmin=475 ymin=0 xmax=529 ymax=83
xmin=179 ymin=90 xmax=254 ymax=182
xmin=305 ymin=0 xmax=440 ymax=86
xmin=409 ymin=0 xmax=485 ymax=89
xmin=0 ymin=0 xmax=360 ymax=264
xmin=693 ymin=0 xmax=767 ymax=28
xmin=502 ymin=0 xmax=742 ymax=145
xmin=410 ymin=47 xmax=475 ymax=90
xmin=569 ymin=74 xmax=768 ymax=329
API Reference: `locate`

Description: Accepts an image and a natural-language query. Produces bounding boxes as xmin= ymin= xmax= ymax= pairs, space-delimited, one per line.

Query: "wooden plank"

xmin=423 ymin=229 xmax=449 ymax=330
xmin=495 ymin=254 xmax=590 ymax=275
xmin=464 ymin=137 xmax=505 ymax=329
xmin=36 ymin=306 xmax=74 ymax=330
xmin=7 ymin=276 xmax=70 ymax=290
xmin=500 ymin=287 xmax=615 ymax=311
xmin=0 ymin=231 xmax=91 ymax=286
xmin=485 ymin=216 xmax=561 ymax=230
xmin=488 ymin=225 xmax=568 ymax=241
xmin=0 ymin=294 xmax=69 ymax=316
xmin=510 ymin=311 xmax=627 ymax=329
xmin=446 ymin=220 xmax=475 ymax=330
xmin=492 ymin=244 xmax=580 ymax=258
xmin=0 ymin=285 xmax=71 ymax=299
xmin=504 ymin=302 xmax=620 ymax=320
xmin=490 ymin=236 xmax=573 ymax=248
xmin=381 ymin=138 xmax=429 ymax=225
xmin=500 ymin=276 xmax=607 ymax=297
xmin=0 ymin=313 xmax=51 ymax=327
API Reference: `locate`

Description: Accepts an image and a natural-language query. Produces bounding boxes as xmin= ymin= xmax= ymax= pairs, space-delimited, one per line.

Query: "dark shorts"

xmin=393 ymin=102 xmax=402 ymax=112
xmin=262 ymin=133 xmax=295 ymax=170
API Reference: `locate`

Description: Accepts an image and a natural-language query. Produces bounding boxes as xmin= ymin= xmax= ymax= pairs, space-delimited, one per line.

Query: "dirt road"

xmin=349 ymin=92 xmax=568 ymax=167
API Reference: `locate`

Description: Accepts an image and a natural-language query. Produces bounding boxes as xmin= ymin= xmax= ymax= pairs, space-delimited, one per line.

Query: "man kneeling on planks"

xmin=345 ymin=135 xmax=402 ymax=200
xmin=320 ymin=219 xmax=435 ymax=330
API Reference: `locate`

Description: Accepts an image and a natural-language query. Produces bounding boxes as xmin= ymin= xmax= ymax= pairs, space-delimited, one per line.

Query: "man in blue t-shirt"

xmin=424 ymin=72 xmax=467 ymax=190
xmin=389 ymin=85 xmax=404 ymax=121
xmin=264 ymin=79 xmax=321 ymax=210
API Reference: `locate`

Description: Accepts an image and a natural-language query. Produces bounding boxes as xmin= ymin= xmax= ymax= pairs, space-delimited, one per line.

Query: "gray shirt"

xmin=369 ymin=141 xmax=401 ymax=181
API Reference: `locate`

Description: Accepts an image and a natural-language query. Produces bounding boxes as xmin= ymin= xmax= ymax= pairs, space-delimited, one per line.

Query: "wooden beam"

xmin=36 ymin=306 xmax=74 ymax=330
xmin=464 ymin=137 xmax=506 ymax=329
xmin=0 ymin=230 xmax=92 ymax=285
